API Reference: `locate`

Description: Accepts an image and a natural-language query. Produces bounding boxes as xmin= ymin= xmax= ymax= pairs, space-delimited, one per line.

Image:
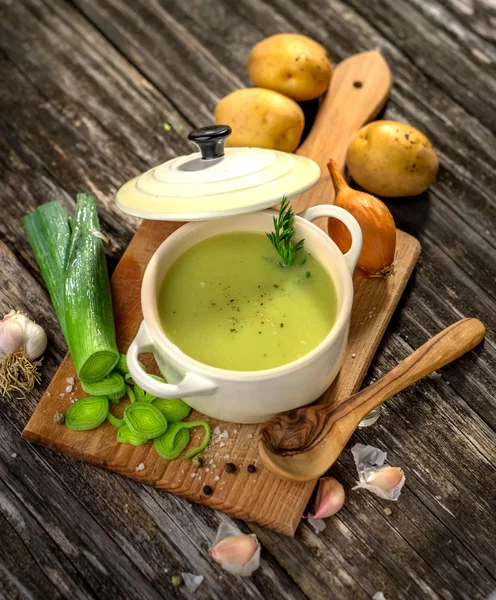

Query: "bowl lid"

xmin=116 ymin=125 xmax=320 ymax=221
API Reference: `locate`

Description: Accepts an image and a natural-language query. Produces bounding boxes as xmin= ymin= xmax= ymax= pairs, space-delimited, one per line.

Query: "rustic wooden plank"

xmin=1 ymin=0 xmax=495 ymax=597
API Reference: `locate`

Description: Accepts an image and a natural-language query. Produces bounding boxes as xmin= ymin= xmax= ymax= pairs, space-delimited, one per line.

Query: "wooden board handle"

xmin=293 ymin=50 xmax=392 ymax=215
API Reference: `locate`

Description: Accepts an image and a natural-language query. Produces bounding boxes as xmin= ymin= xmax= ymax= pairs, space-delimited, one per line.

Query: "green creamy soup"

xmin=158 ymin=232 xmax=337 ymax=371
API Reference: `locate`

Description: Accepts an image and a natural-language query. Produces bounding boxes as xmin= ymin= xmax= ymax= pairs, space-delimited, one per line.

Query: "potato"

xmin=346 ymin=121 xmax=438 ymax=197
xmin=214 ymin=88 xmax=304 ymax=153
xmin=248 ymin=34 xmax=332 ymax=102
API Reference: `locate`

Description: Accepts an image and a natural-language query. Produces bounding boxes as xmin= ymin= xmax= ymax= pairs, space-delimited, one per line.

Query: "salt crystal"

xmin=351 ymin=353 xmax=356 ymax=359
xmin=11 ymin=453 xmax=17 ymax=459
xmin=219 ymin=442 xmax=225 ymax=447
xmin=225 ymin=454 xmax=230 ymax=460
xmin=247 ymin=433 xmax=253 ymax=439
xmin=215 ymin=452 xmax=219 ymax=457
xmin=233 ymin=429 xmax=238 ymax=434
xmin=221 ymin=430 xmax=228 ymax=438
xmin=214 ymin=475 xmax=220 ymax=482
xmin=205 ymin=468 xmax=210 ymax=472
xmin=66 ymin=385 xmax=73 ymax=393
xmin=59 ymin=393 xmax=65 ymax=397
xmin=191 ymin=473 xmax=198 ymax=478
xmin=135 ymin=463 xmax=145 ymax=472
xmin=66 ymin=377 xmax=74 ymax=385
xmin=213 ymin=426 xmax=221 ymax=435
xmin=46 ymin=392 xmax=51 ymax=397
xmin=209 ymin=459 xmax=214 ymax=465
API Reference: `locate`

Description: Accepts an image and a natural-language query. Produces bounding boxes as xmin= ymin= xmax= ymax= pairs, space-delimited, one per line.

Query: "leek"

xmin=115 ymin=353 xmax=129 ymax=375
xmin=107 ymin=411 xmax=125 ymax=428
xmin=117 ymin=424 xmax=148 ymax=446
xmin=65 ymin=194 xmax=119 ymax=381
xmin=124 ymin=403 xmax=168 ymax=439
xmin=153 ymin=398 xmax=191 ymax=422
xmin=22 ymin=201 xmax=71 ymax=335
xmin=81 ymin=371 xmax=124 ymax=397
xmin=126 ymin=384 xmax=136 ymax=404
xmin=65 ymin=396 xmax=109 ymax=431
xmin=154 ymin=424 xmax=190 ymax=460
xmin=23 ymin=195 xmax=119 ymax=382
xmin=134 ymin=384 xmax=156 ymax=403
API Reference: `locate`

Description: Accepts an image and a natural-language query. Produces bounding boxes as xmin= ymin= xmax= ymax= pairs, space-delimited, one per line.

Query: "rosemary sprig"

xmin=266 ymin=196 xmax=305 ymax=267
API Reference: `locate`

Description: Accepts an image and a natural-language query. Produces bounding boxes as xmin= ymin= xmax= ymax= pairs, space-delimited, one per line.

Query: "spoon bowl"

xmin=259 ymin=318 xmax=486 ymax=481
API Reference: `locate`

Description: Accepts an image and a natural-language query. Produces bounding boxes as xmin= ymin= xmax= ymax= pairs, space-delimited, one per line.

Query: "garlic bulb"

xmin=0 ymin=311 xmax=47 ymax=361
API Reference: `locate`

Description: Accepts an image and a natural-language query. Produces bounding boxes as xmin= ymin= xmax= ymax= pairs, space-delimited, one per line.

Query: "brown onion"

xmin=327 ymin=159 xmax=396 ymax=277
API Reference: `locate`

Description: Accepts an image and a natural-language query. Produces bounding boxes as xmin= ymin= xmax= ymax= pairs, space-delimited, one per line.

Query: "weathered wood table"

xmin=1 ymin=0 xmax=495 ymax=598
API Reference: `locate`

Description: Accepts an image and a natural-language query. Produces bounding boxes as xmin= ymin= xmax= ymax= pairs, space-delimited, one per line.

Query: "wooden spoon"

xmin=294 ymin=50 xmax=392 ymax=217
xmin=259 ymin=318 xmax=485 ymax=482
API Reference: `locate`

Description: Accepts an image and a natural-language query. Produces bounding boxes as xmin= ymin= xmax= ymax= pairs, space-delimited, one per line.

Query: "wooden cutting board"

xmin=22 ymin=51 xmax=421 ymax=535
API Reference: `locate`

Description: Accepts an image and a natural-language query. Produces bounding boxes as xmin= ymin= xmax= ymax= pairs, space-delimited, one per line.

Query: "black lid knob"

xmin=188 ymin=125 xmax=232 ymax=160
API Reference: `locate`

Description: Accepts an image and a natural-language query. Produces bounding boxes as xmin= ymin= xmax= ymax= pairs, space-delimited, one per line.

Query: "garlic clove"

xmin=209 ymin=522 xmax=261 ymax=576
xmin=366 ymin=467 xmax=404 ymax=491
xmin=351 ymin=443 xmax=406 ymax=501
xmin=310 ymin=477 xmax=345 ymax=519
xmin=0 ymin=317 xmax=24 ymax=359
xmin=23 ymin=320 xmax=47 ymax=361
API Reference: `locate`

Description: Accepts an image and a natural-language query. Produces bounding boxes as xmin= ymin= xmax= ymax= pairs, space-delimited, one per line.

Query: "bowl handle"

xmin=298 ymin=205 xmax=363 ymax=274
xmin=127 ymin=321 xmax=217 ymax=398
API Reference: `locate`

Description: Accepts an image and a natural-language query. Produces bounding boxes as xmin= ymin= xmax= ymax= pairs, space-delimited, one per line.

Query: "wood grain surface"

xmin=1 ymin=0 xmax=495 ymax=597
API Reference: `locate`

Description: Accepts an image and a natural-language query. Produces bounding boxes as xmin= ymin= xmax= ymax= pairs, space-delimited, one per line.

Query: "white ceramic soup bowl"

xmin=127 ymin=205 xmax=362 ymax=423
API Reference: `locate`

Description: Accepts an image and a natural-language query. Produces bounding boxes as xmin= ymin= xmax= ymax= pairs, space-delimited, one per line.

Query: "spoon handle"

xmin=335 ymin=318 xmax=486 ymax=431
xmin=293 ymin=50 xmax=392 ymax=215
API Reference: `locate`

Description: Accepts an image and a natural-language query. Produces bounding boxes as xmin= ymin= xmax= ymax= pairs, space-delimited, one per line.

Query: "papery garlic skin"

xmin=209 ymin=521 xmax=261 ymax=577
xmin=0 ymin=312 xmax=47 ymax=361
xmin=310 ymin=477 xmax=345 ymax=519
xmin=351 ymin=443 xmax=406 ymax=501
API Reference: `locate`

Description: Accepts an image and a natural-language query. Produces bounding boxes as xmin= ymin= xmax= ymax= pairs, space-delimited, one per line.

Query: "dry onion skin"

xmin=327 ymin=159 xmax=396 ymax=277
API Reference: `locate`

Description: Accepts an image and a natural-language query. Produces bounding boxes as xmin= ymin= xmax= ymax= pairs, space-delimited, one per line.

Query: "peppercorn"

xmin=203 ymin=485 xmax=213 ymax=495
xmin=171 ymin=575 xmax=183 ymax=587
xmin=247 ymin=464 xmax=257 ymax=473
xmin=224 ymin=462 xmax=236 ymax=473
